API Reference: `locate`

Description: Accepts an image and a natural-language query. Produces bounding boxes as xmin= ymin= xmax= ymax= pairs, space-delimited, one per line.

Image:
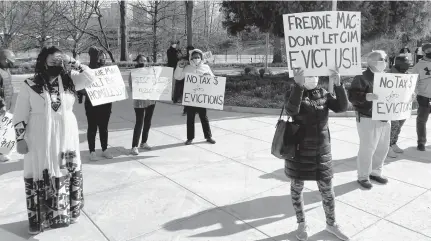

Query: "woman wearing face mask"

xmin=285 ymin=68 xmax=349 ymax=241
xmin=13 ymin=46 xmax=95 ymax=234
xmin=129 ymin=54 xmax=155 ymax=155
xmin=349 ymin=51 xmax=391 ymax=189
xmin=174 ymin=49 xmax=216 ymax=145
xmin=79 ymin=46 xmax=113 ymax=161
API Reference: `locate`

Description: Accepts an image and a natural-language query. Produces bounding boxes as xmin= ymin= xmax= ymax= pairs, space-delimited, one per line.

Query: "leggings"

xmin=291 ymin=178 xmax=335 ymax=226
xmin=132 ymin=105 xmax=155 ymax=147
xmin=85 ymin=99 xmax=112 ymax=152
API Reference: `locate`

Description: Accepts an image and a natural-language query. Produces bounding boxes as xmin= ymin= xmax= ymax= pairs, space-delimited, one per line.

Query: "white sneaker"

xmin=387 ymin=148 xmax=398 ymax=158
xmin=392 ymin=144 xmax=404 ymax=153
xmin=0 ymin=154 xmax=10 ymax=162
xmin=139 ymin=143 xmax=152 ymax=150
xmin=102 ymin=150 xmax=113 ymax=159
xmin=89 ymin=152 xmax=99 ymax=161
xmin=130 ymin=147 xmax=139 ymax=155
xmin=296 ymin=222 xmax=309 ymax=241
xmin=326 ymin=223 xmax=350 ymax=241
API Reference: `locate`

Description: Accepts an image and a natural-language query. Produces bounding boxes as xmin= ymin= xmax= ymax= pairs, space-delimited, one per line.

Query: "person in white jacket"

xmin=174 ymin=49 xmax=216 ymax=145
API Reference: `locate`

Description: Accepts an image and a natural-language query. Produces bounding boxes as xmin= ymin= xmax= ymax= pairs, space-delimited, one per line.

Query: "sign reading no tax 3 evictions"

xmin=0 ymin=112 xmax=16 ymax=154
xmin=130 ymin=67 xmax=173 ymax=101
xmin=183 ymin=73 xmax=226 ymax=110
xmin=372 ymin=73 xmax=418 ymax=121
xmin=85 ymin=65 xmax=128 ymax=106
xmin=283 ymin=11 xmax=361 ymax=76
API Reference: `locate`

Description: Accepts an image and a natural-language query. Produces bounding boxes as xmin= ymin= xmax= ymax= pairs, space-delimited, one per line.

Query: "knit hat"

xmin=422 ymin=43 xmax=431 ymax=54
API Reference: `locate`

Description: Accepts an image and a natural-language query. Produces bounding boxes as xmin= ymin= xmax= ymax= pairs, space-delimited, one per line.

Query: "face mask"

xmin=172 ymin=44 xmax=177 ymax=48
xmin=192 ymin=59 xmax=201 ymax=66
xmin=46 ymin=66 xmax=63 ymax=77
xmin=426 ymin=53 xmax=431 ymax=58
xmin=370 ymin=61 xmax=386 ymax=73
xmin=304 ymin=77 xmax=318 ymax=90
xmin=98 ymin=59 xmax=106 ymax=66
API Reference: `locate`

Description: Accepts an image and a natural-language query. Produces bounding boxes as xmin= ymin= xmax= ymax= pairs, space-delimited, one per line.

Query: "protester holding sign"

xmin=80 ymin=47 xmax=113 ymax=161
xmin=174 ymin=49 xmax=216 ymax=145
xmin=387 ymin=56 xmax=412 ymax=158
xmin=411 ymin=43 xmax=431 ymax=151
xmin=285 ymin=68 xmax=349 ymax=241
xmin=13 ymin=46 xmax=95 ymax=234
xmin=348 ymin=51 xmax=390 ymax=189
xmin=129 ymin=55 xmax=156 ymax=155
xmin=0 ymin=49 xmax=15 ymax=162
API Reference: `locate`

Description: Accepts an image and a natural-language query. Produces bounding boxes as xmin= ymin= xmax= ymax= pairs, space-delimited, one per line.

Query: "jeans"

xmin=416 ymin=95 xmax=431 ymax=145
xmin=85 ymin=100 xmax=112 ymax=152
xmin=132 ymin=105 xmax=156 ymax=147
xmin=187 ymin=107 xmax=212 ymax=140
xmin=291 ymin=178 xmax=335 ymax=225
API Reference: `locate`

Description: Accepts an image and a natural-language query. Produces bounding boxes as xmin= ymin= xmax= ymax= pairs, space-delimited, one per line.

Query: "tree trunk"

xmin=120 ymin=0 xmax=128 ymax=61
xmin=152 ymin=1 xmax=159 ymax=62
xmin=272 ymin=35 xmax=282 ymax=63
xmin=265 ymin=32 xmax=269 ymax=71
xmin=186 ymin=1 xmax=193 ymax=46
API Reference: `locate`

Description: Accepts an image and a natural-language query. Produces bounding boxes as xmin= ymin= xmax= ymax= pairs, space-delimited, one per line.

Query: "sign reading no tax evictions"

xmin=283 ymin=11 xmax=362 ymax=76
xmin=182 ymin=73 xmax=226 ymax=110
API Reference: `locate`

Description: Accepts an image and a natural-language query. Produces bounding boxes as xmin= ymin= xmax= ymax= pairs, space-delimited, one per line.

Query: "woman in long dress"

xmin=13 ymin=47 xmax=95 ymax=235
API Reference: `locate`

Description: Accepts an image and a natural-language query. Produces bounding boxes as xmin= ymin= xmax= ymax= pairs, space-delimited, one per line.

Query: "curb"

xmin=161 ymin=101 xmax=418 ymax=117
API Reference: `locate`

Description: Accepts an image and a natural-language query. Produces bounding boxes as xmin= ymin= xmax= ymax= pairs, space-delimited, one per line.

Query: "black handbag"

xmin=271 ymin=105 xmax=299 ymax=159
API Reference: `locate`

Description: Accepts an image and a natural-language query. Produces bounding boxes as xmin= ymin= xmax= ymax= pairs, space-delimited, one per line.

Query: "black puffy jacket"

xmin=284 ymin=83 xmax=348 ymax=181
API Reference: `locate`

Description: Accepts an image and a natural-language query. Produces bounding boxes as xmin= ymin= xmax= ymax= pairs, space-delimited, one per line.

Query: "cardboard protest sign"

xmin=372 ymin=73 xmax=418 ymax=121
xmin=283 ymin=11 xmax=361 ymax=76
xmin=85 ymin=65 xmax=128 ymax=106
xmin=130 ymin=67 xmax=173 ymax=101
xmin=203 ymin=51 xmax=214 ymax=62
xmin=182 ymin=73 xmax=226 ymax=110
xmin=0 ymin=112 xmax=16 ymax=154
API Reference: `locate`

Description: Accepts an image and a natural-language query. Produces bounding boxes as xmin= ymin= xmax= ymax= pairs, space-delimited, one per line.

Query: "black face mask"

xmin=426 ymin=53 xmax=431 ymax=59
xmin=46 ymin=66 xmax=63 ymax=77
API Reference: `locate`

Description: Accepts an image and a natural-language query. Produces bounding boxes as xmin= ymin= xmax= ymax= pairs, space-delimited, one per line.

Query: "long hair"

xmin=88 ymin=46 xmax=104 ymax=69
xmin=34 ymin=46 xmax=76 ymax=93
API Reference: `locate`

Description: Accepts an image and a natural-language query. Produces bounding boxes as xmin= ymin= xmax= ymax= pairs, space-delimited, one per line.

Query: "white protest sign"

xmin=0 ymin=112 xmax=16 ymax=154
xmin=372 ymin=73 xmax=418 ymax=121
xmin=182 ymin=73 xmax=226 ymax=110
xmin=203 ymin=51 xmax=213 ymax=61
xmin=283 ymin=11 xmax=362 ymax=76
xmin=130 ymin=67 xmax=173 ymax=101
xmin=85 ymin=65 xmax=128 ymax=106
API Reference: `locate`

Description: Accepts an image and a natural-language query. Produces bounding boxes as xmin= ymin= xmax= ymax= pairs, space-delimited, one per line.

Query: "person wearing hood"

xmin=285 ymin=68 xmax=349 ymax=241
xmin=79 ymin=46 xmax=113 ymax=161
xmin=411 ymin=43 xmax=431 ymax=151
xmin=348 ymin=51 xmax=390 ymax=189
xmin=129 ymin=54 xmax=156 ymax=155
xmin=387 ymin=56 xmax=412 ymax=158
xmin=0 ymin=49 xmax=15 ymax=162
xmin=174 ymin=49 xmax=216 ymax=145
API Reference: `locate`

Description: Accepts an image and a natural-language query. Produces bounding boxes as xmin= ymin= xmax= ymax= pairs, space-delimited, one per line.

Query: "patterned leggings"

xmin=390 ymin=119 xmax=406 ymax=146
xmin=291 ymin=178 xmax=335 ymax=226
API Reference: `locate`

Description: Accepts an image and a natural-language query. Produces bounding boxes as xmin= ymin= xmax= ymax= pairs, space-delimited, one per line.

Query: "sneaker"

xmin=418 ymin=144 xmax=426 ymax=151
xmin=391 ymin=144 xmax=404 ymax=153
xmin=0 ymin=154 xmax=10 ymax=162
xmin=296 ymin=222 xmax=309 ymax=241
xmin=102 ymin=150 xmax=113 ymax=159
xmin=185 ymin=140 xmax=193 ymax=145
xmin=28 ymin=225 xmax=40 ymax=235
xmin=89 ymin=152 xmax=98 ymax=161
xmin=370 ymin=175 xmax=388 ymax=184
xmin=357 ymin=179 xmax=372 ymax=189
xmin=139 ymin=143 xmax=152 ymax=150
xmin=387 ymin=148 xmax=398 ymax=158
xmin=326 ymin=223 xmax=350 ymax=241
xmin=130 ymin=147 xmax=139 ymax=155
xmin=206 ymin=138 xmax=216 ymax=144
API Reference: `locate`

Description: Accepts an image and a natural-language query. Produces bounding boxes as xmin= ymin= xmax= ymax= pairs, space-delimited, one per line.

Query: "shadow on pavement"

xmin=162 ymin=181 xmax=358 ymax=240
xmin=0 ymin=220 xmax=39 ymax=241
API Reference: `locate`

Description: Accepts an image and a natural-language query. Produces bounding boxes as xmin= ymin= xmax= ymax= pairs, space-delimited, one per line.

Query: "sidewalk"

xmin=1 ymin=95 xmax=431 ymax=241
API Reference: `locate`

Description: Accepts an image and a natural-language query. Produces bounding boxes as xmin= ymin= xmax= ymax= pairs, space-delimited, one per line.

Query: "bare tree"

xmin=0 ymin=1 xmax=33 ymax=48
xmin=60 ymin=1 xmax=95 ymax=58
xmin=119 ymin=0 xmax=128 ymax=61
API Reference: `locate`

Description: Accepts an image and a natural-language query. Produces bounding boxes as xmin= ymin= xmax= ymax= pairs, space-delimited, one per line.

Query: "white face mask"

xmin=370 ymin=61 xmax=386 ymax=73
xmin=172 ymin=44 xmax=177 ymax=48
xmin=192 ymin=59 xmax=201 ymax=66
xmin=304 ymin=76 xmax=318 ymax=90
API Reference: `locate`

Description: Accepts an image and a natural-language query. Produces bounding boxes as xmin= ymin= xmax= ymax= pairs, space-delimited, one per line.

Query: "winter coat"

xmin=411 ymin=57 xmax=431 ymax=98
xmin=173 ymin=49 xmax=214 ymax=80
xmin=284 ymin=83 xmax=348 ymax=181
xmin=348 ymin=68 xmax=375 ymax=117
xmin=167 ymin=47 xmax=180 ymax=68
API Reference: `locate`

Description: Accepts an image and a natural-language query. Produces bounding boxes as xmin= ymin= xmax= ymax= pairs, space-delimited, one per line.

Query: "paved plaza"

xmin=1 ymin=78 xmax=431 ymax=241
